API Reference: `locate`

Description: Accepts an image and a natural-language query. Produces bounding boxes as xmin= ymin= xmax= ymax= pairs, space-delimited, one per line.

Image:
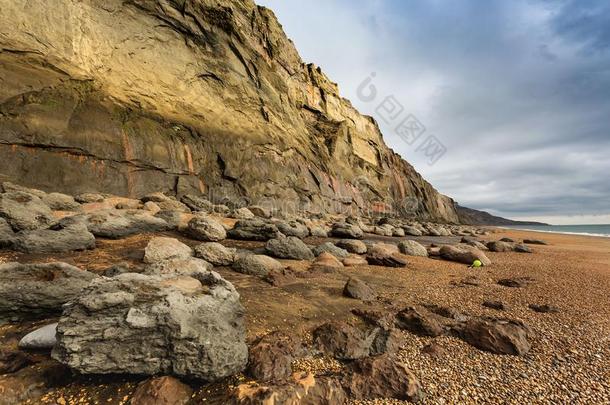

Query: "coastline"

xmin=496 ymin=225 xmax=610 ymax=239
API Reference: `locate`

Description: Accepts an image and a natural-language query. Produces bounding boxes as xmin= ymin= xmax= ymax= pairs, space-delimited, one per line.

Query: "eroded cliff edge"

xmin=0 ymin=0 xmax=458 ymax=222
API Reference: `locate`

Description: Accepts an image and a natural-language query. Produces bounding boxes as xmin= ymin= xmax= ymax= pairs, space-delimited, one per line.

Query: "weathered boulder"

xmin=143 ymin=201 xmax=161 ymax=214
xmin=497 ymin=277 xmax=535 ymax=288
xmin=0 ymin=262 xmax=98 ymax=323
xmin=457 ymin=318 xmax=531 ymax=355
xmin=311 ymin=252 xmax=344 ymax=272
xmin=395 ymin=306 xmax=446 ymax=337
xmin=439 ymin=244 xmax=491 ymax=266
xmin=131 ymin=376 xmax=193 ymax=405
xmin=275 ymin=220 xmax=309 ymax=239
xmin=248 ymin=206 xmax=271 ymax=219
xmin=185 ymin=216 xmax=227 ymax=242
xmin=1 ymin=182 xmax=47 ymax=198
xmin=19 ymin=323 xmax=58 ymax=350
xmin=42 ymin=192 xmax=80 ymax=211
xmin=392 ymin=228 xmax=406 ymax=237
xmin=143 ymin=237 xmax=193 ymax=264
xmin=514 ymin=243 xmax=533 ymax=253
xmin=483 ymin=300 xmax=509 ymax=311
xmin=0 ymin=191 xmax=55 ymax=231
xmin=265 ymin=235 xmax=314 ymax=260
xmin=336 ymin=239 xmax=367 ymax=254
xmin=309 ymin=226 xmax=328 ymax=237
xmin=313 ymin=322 xmax=378 ymax=360
xmin=366 ymin=244 xmax=408 ymax=267
xmin=247 ymin=332 xmax=303 ymax=382
xmin=487 ymin=241 xmax=514 ymax=252
xmin=194 ymin=242 xmax=237 ymax=266
xmin=342 ymin=255 xmax=368 ymax=267
xmin=403 ymin=226 xmax=423 ymax=236
xmin=343 ymin=355 xmax=422 ymax=402
xmin=330 ymin=222 xmax=364 ymax=239
xmin=144 ymin=257 xmax=213 ymax=277
xmin=524 ymin=239 xmax=547 ymax=245
xmin=313 ymin=242 xmax=350 ymax=259
xmin=75 ymin=193 xmax=105 ymax=203
xmin=228 ymin=219 xmax=280 ymax=241
xmin=155 ymin=210 xmax=183 ymax=230
xmin=232 ymin=373 xmax=346 ymax=404
xmin=13 ymin=221 xmax=96 ymax=253
xmin=529 ymin=303 xmax=560 ymax=313
xmin=233 ymin=254 xmax=284 ymax=277
xmin=343 ymin=278 xmax=376 ymax=301
xmin=86 ymin=210 xmax=169 ymax=238
xmin=52 ymin=271 xmax=248 ymax=380
xmin=231 ymin=207 xmax=255 ymax=219
xmin=397 ymin=240 xmax=428 ymax=257
xmin=180 ymin=195 xmax=213 ymax=212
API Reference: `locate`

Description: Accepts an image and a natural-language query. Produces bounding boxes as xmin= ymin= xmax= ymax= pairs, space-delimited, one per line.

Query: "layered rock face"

xmin=0 ymin=0 xmax=458 ymax=222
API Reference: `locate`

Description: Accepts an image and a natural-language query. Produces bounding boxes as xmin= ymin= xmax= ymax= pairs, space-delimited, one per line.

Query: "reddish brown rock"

xmin=247 ymin=332 xmax=303 ymax=382
xmin=343 ymin=277 xmax=376 ymax=301
xmin=366 ymin=244 xmax=408 ymax=268
xmin=395 ymin=306 xmax=446 ymax=337
xmin=231 ymin=372 xmax=346 ymax=405
xmin=130 ymin=376 xmax=193 ymax=405
xmin=343 ymin=355 xmax=422 ymax=402
xmin=313 ymin=322 xmax=376 ymax=360
xmin=458 ymin=318 xmax=531 ymax=355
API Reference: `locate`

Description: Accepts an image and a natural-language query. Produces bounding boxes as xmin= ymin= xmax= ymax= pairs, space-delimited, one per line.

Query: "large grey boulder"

xmin=231 ymin=207 xmax=255 ymax=219
xmin=313 ymin=242 xmax=350 ymax=259
xmin=228 ymin=219 xmax=280 ymax=241
xmin=487 ymin=241 xmax=514 ymax=252
xmin=154 ymin=210 xmax=183 ymax=230
xmin=143 ymin=237 xmax=193 ymax=264
xmin=42 ymin=193 xmax=80 ymax=211
xmin=13 ymin=222 xmax=96 ymax=253
xmin=185 ymin=216 xmax=227 ymax=242
xmin=86 ymin=210 xmax=169 ymax=238
xmin=330 ymin=222 xmax=364 ymax=239
xmin=194 ymin=242 xmax=237 ymax=266
xmin=439 ymin=244 xmax=491 ymax=266
xmin=403 ymin=226 xmax=423 ymax=237
xmin=266 ymin=236 xmax=314 ymax=260
xmin=0 ymin=191 xmax=55 ymax=231
xmin=275 ymin=220 xmax=309 ymax=239
xmin=1 ymin=182 xmax=47 ymax=198
xmin=144 ymin=257 xmax=213 ymax=277
xmin=52 ymin=271 xmax=248 ymax=380
xmin=180 ymin=194 xmax=213 ymax=212
xmin=233 ymin=254 xmax=284 ymax=277
xmin=336 ymin=239 xmax=367 ymax=254
xmin=19 ymin=323 xmax=58 ymax=350
xmin=0 ymin=262 xmax=98 ymax=323
xmin=397 ymin=240 xmax=428 ymax=257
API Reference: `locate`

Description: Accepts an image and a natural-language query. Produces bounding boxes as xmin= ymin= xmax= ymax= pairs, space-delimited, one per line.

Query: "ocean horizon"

xmin=502 ymin=224 xmax=610 ymax=238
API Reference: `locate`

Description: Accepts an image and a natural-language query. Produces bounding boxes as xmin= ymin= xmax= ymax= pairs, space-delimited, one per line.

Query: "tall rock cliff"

xmin=0 ymin=0 xmax=459 ymax=222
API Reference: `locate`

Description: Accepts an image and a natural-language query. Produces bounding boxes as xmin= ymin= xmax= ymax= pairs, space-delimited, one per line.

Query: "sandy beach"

xmin=0 ymin=226 xmax=608 ymax=404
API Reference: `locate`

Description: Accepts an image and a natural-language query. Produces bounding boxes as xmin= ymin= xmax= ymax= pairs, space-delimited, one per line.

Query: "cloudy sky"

xmin=257 ymin=0 xmax=610 ymax=225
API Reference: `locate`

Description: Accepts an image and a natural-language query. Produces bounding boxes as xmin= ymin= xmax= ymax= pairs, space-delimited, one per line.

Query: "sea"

xmin=502 ymin=224 xmax=610 ymax=238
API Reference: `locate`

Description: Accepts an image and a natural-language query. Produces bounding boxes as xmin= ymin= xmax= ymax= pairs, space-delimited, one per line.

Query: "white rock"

xmin=19 ymin=323 xmax=58 ymax=349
